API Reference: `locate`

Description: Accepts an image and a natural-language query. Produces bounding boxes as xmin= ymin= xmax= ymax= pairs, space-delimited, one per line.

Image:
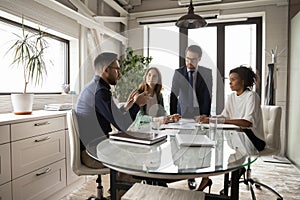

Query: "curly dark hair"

xmin=229 ymin=65 xmax=257 ymax=91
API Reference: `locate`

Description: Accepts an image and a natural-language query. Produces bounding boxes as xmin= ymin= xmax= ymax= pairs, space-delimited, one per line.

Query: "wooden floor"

xmin=61 ymin=158 xmax=300 ymax=200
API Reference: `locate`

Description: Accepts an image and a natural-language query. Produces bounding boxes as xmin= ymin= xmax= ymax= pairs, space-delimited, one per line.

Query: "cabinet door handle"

xmin=36 ymin=168 xmax=52 ymax=176
xmin=34 ymin=136 xmax=50 ymax=142
xmin=34 ymin=121 xmax=50 ymax=126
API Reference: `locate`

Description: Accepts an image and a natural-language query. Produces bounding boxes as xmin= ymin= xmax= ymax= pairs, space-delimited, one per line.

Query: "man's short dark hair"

xmin=94 ymin=52 xmax=118 ymax=71
xmin=186 ymin=45 xmax=202 ymax=58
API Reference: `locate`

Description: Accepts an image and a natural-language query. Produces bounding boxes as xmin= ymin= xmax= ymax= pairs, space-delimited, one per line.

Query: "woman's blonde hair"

xmin=137 ymin=67 xmax=162 ymax=95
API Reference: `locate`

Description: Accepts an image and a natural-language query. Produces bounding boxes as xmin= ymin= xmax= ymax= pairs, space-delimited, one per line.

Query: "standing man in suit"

xmin=170 ymin=45 xmax=213 ymax=189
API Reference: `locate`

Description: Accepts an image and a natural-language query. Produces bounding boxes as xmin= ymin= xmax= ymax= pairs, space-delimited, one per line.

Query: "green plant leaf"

xmin=114 ymin=48 xmax=152 ymax=102
xmin=5 ymin=17 xmax=50 ymax=93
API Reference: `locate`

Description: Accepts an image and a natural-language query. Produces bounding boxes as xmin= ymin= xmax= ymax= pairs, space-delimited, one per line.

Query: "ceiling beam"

xmin=102 ymin=0 xmax=129 ymax=16
xmin=69 ymin=0 xmax=95 ymax=17
xmin=35 ymin=0 xmax=127 ymax=44
xmin=94 ymin=16 xmax=127 ymax=25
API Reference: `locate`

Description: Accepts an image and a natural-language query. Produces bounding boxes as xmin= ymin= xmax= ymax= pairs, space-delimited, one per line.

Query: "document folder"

xmin=109 ymin=131 xmax=167 ymax=145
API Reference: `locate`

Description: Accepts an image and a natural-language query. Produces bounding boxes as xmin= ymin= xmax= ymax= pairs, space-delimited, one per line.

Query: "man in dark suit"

xmin=170 ymin=45 xmax=212 ymax=189
xmin=170 ymin=45 xmax=212 ymax=118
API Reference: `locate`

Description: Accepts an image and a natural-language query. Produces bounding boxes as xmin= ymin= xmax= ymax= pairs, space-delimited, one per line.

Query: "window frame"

xmin=179 ymin=17 xmax=262 ymax=113
xmin=0 ymin=16 xmax=70 ymax=95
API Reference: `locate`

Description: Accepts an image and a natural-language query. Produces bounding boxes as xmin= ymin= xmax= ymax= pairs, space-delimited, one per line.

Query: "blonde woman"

xmin=131 ymin=67 xmax=179 ymax=129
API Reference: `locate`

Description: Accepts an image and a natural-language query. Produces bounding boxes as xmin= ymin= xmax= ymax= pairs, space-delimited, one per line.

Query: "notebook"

xmin=109 ymin=131 xmax=167 ymax=145
xmin=175 ymin=134 xmax=215 ymax=147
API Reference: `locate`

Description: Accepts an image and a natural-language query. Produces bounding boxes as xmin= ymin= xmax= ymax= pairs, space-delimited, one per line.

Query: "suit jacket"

xmin=170 ymin=66 xmax=212 ymax=118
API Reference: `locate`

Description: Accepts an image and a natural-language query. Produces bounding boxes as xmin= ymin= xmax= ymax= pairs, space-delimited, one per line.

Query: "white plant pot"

xmin=11 ymin=93 xmax=34 ymax=115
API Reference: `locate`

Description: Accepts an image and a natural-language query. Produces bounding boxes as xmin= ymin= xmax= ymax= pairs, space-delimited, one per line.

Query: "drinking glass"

xmin=209 ymin=116 xmax=225 ymax=140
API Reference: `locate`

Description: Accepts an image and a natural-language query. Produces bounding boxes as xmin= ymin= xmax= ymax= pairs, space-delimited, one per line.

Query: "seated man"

xmin=76 ymin=52 xmax=148 ymax=197
xmin=77 ymin=52 xmax=148 ymax=166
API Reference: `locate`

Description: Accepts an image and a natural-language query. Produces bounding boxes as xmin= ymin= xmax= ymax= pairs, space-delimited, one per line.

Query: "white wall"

xmin=288 ymin=11 xmax=300 ymax=166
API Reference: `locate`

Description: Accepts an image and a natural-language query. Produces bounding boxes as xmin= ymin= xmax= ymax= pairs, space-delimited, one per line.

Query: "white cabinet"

xmin=0 ymin=143 xmax=11 ymax=185
xmin=0 ymin=125 xmax=9 ymax=144
xmin=11 ymin=131 xmax=65 ymax=179
xmin=0 ymin=182 xmax=12 ymax=200
xmin=12 ymin=160 xmax=66 ymax=200
xmin=0 ymin=125 xmax=11 ymax=200
xmin=11 ymin=116 xmax=65 ymax=141
xmin=0 ymin=125 xmax=11 ymax=186
xmin=10 ymin=116 xmax=66 ymax=200
xmin=0 ymin=111 xmax=84 ymax=200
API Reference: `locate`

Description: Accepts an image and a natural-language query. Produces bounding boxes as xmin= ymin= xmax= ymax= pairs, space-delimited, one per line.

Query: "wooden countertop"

xmin=0 ymin=110 xmax=68 ymax=125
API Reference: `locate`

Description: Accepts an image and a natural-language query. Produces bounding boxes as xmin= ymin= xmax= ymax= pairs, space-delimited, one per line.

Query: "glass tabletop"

xmin=86 ymin=122 xmax=259 ymax=178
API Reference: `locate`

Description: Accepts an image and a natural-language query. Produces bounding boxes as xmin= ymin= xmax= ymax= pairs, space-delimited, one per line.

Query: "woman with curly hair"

xmin=220 ymin=65 xmax=266 ymax=151
xmin=195 ymin=65 xmax=266 ymax=192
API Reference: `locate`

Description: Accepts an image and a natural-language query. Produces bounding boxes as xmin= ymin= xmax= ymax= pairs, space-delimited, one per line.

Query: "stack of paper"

xmin=201 ymin=124 xmax=240 ymax=130
xmin=175 ymin=134 xmax=215 ymax=147
xmin=44 ymin=103 xmax=73 ymax=111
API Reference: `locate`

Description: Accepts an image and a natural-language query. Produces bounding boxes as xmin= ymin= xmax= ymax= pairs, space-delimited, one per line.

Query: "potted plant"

xmin=113 ymin=48 xmax=152 ymax=102
xmin=6 ymin=18 xmax=49 ymax=114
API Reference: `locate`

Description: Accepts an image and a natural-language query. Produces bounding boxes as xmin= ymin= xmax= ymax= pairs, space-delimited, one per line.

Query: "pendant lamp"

xmin=175 ymin=0 xmax=207 ymax=29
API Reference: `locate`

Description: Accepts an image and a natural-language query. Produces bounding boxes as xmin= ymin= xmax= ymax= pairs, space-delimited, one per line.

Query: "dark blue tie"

xmin=189 ymin=71 xmax=194 ymax=87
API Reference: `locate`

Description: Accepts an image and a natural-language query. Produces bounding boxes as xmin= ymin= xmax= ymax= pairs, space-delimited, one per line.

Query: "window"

xmin=224 ymin=24 xmax=257 ymax=102
xmin=145 ymin=17 xmax=262 ymax=115
xmin=146 ymin=25 xmax=180 ymax=113
xmin=0 ymin=17 xmax=69 ymax=94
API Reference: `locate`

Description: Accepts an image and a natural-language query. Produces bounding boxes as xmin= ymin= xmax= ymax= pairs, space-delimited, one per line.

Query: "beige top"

xmin=146 ymin=93 xmax=159 ymax=117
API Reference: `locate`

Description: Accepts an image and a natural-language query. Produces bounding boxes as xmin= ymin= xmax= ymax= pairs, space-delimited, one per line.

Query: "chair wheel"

xmin=188 ymin=179 xmax=197 ymax=190
xmin=254 ymin=184 xmax=261 ymax=189
xmin=219 ymin=189 xmax=225 ymax=195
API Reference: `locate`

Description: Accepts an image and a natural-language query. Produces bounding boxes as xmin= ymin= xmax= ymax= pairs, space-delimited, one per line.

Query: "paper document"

xmin=200 ymin=123 xmax=240 ymax=130
xmin=44 ymin=103 xmax=72 ymax=111
xmin=161 ymin=122 xmax=197 ymax=130
xmin=175 ymin=134 xmax=215 ymax=147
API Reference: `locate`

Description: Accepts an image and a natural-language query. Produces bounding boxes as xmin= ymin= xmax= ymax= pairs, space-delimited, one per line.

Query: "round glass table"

xmin=86 ymin=126 xmax=259 ymax=200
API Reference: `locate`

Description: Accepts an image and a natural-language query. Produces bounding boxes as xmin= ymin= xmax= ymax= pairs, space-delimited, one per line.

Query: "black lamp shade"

xmin=176 ymin=0 xmax=207 ymax=29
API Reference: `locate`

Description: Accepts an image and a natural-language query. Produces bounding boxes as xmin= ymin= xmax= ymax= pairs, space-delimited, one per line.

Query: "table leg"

xmin=110 ymin=169 xmax=118 ymax=200
xmin=110 ymin=169 xmax=136 ymax=200
xmin=230 ymin=169 xmax=240 ymax=200
xmin=223 ymin=173 xmax=229 ymax=196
